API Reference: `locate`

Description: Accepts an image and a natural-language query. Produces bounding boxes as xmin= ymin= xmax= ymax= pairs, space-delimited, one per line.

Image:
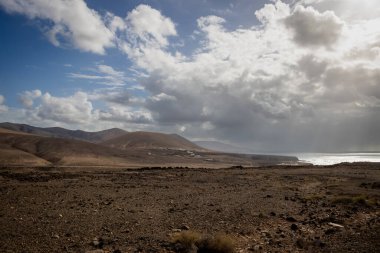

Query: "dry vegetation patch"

xmin=171 ymin=231 xmax=235 ymax=253
xmin=331 ymin=195 xmax=378 ymax=207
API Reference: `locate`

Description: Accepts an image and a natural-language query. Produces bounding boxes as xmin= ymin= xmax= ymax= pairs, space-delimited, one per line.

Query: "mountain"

xmin=0 ymin=127 xmax=134 ymax=166
xmin=0 ymin=128 xmax=51 ymax=166
xmin=0 ymin=124 xmax=299 ymax=167
xmin=195 ymin=140 xmax=254 ymax=154
xmin=101 ymin=131 xmax=205 ymax=151
xmin=0 ymin=122 xmax=127 ymax=143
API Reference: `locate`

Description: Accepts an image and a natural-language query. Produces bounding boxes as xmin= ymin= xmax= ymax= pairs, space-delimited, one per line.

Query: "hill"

xmin=0 ymin=128 xmax=134 ymax=166
xmin=0 ymin=122 xmax=127 ymax=143
xmin=101 ymin=131 xmax=205 ymax=151
xmin=0 ymin=124 xmax=299 ymax=167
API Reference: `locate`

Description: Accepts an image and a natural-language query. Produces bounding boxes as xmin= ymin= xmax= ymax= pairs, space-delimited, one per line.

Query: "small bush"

xmin=171 ymin=231 xmax=235 ymax=253
xmin=172 ymin=230 xmax=202 ymax=250
xmin=197 ymin=234 xmax=235 ymax=253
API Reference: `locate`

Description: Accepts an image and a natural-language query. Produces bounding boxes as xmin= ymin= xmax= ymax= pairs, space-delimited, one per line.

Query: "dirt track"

xmin=0 ymin=163 xmax=379 ymax=252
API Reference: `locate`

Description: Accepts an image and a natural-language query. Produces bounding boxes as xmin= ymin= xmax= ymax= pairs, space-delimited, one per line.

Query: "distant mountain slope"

xmin=0 ymin=128 xmax=51 ymax=166
xmin=102 ymin=131 xmax=205 ymax=151
xmin=0 ymin=127 xmax=34 ymax=135
xmin=0 ymin=122 xmax=127 ymax=143
xmin=0 ymin=124 xmax=299 ymax=167
xmin=195 ymin=140 xmax=254 ymax=154
xmin=0 ymin=129 xmax=134 ymax=166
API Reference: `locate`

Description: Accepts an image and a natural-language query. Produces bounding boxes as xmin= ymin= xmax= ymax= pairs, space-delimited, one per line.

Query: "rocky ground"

xmin=0 ymin=163 xmax=379 ymax=253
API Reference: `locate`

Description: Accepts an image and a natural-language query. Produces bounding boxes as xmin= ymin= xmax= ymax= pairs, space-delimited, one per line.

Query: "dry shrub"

xmin=171 ymin=231 xmax=235 ymax=253
xmin=172 ymin=231 xmax=202 ymax=252
xmin=197 ymin=234 xmax=235 ymax=253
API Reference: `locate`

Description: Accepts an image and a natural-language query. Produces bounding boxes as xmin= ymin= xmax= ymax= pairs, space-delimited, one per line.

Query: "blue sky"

xmin=0 ymin=0 xmax=267 ymax=106
xmin=0 ymin=0 xmax=379 ymax=152
xmin=0 ymin=0 xmax=271 ymax=114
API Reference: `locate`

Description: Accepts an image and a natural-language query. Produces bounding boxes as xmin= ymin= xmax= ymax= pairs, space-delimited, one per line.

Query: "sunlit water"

xmin=293 ymin=153 xmax=380 ymax=165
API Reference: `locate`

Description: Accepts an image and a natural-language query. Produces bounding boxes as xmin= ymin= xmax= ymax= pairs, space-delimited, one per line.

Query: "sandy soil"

xmin=0 ymin=163 xmax=379 ymax=253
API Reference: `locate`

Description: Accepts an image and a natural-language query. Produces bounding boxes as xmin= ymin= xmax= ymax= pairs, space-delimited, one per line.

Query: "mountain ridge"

xmin=0 ymin=123 xmax=299 ymax=167
xmin=0 ymin=122 xmax=127 ymax=143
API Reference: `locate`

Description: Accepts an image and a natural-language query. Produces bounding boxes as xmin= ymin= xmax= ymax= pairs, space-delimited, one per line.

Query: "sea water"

xmin=294 ymin=153 xmax=380 ymax=165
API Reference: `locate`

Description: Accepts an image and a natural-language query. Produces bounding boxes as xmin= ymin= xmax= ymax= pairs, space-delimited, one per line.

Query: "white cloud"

xmin=13 ymin=89 xmax=154 ymax=129
xmin=108 ymin=1 xmax=380 ymax=151
xmin=98 ymin=105 xmax=152 ymax=124
xmin=19 ymin=89 xmax=42 ymax=108
xmin=255 ymin=0 xmax=290 ymax=24
xmin=69 ymin=64 xmax=127 ymax=86
xmin=114 ymin=4 xmax=182 ymax=74
xmin=0 ymin=0 xmax=114 ymax=54
xmin=105 ymin=12 xmax=127 ymax=34
xmin=35 ymin=91 xmax=95 ymax=124
xmin=0 ymin=94 xmax=8 ymax=113
xmin=299 ymin=0 xmax=380 ymax=21
xmin=284 ymin=5 xmax=344 ymax=47
xmin=90 ymin=88 xmax=134 ymax=106
xmin=125 ymin=4 xmax=177 ymax=48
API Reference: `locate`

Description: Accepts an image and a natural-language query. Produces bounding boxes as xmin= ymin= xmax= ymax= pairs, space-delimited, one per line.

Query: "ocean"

xmin=293 ymin=153 xmax=380 ymax=165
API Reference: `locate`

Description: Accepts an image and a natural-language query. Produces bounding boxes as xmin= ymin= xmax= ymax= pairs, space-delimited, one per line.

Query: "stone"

xmin=92 ymin=237 xmax=104 ymax=248
xmin=180 ymin=225 xmax=190 ymax=230
xmin=286 ymin=216 xmax=297 ymax=222
xmin=296 ymin=238 xmax=307 ymax=249
xmin=324 ymin=228 xmax=336 ymax=235
xmin=328 ymin=222 xmax=344 ymax=228
xmin=291 ymin=224 xmax=298 ymax=231
xmin=251 ymin=245 xmax=261 ymax=251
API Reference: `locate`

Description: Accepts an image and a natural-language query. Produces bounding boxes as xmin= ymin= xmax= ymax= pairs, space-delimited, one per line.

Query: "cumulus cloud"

xmin=284 ymin=5 xmax=344 ymax=47
xmin=0 ymin=95 xmax=8 ymax=113
xmin=255 ymin=0 xmax=290 ymax=24
xmin=100 ymin=90 xmax=131 ymax=105
xmin=115 ymin=4 xmax=181 ymax=73
xmin=35 ymin=92 xmax=95 ymax=124
xmin=19 ymin=89 xmax=42 ymax=108
xmin=98 ymin=105 xmax=152 ymax=124
xmin=0 ymin=0 xmax=114 ymax=54
xmin=106 ymin=1 xmax=380 ymax=151
xmin=125 ymin=4 xmax=177 ymax=48
xmin=299 ymin=0 xmax=380 ymax=21
xmin=15 ymin=89 xmax=154 ymax=128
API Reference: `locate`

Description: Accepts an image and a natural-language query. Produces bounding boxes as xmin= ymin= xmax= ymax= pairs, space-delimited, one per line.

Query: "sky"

xmin=0 ymin=0 xmax=380 ymax=153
